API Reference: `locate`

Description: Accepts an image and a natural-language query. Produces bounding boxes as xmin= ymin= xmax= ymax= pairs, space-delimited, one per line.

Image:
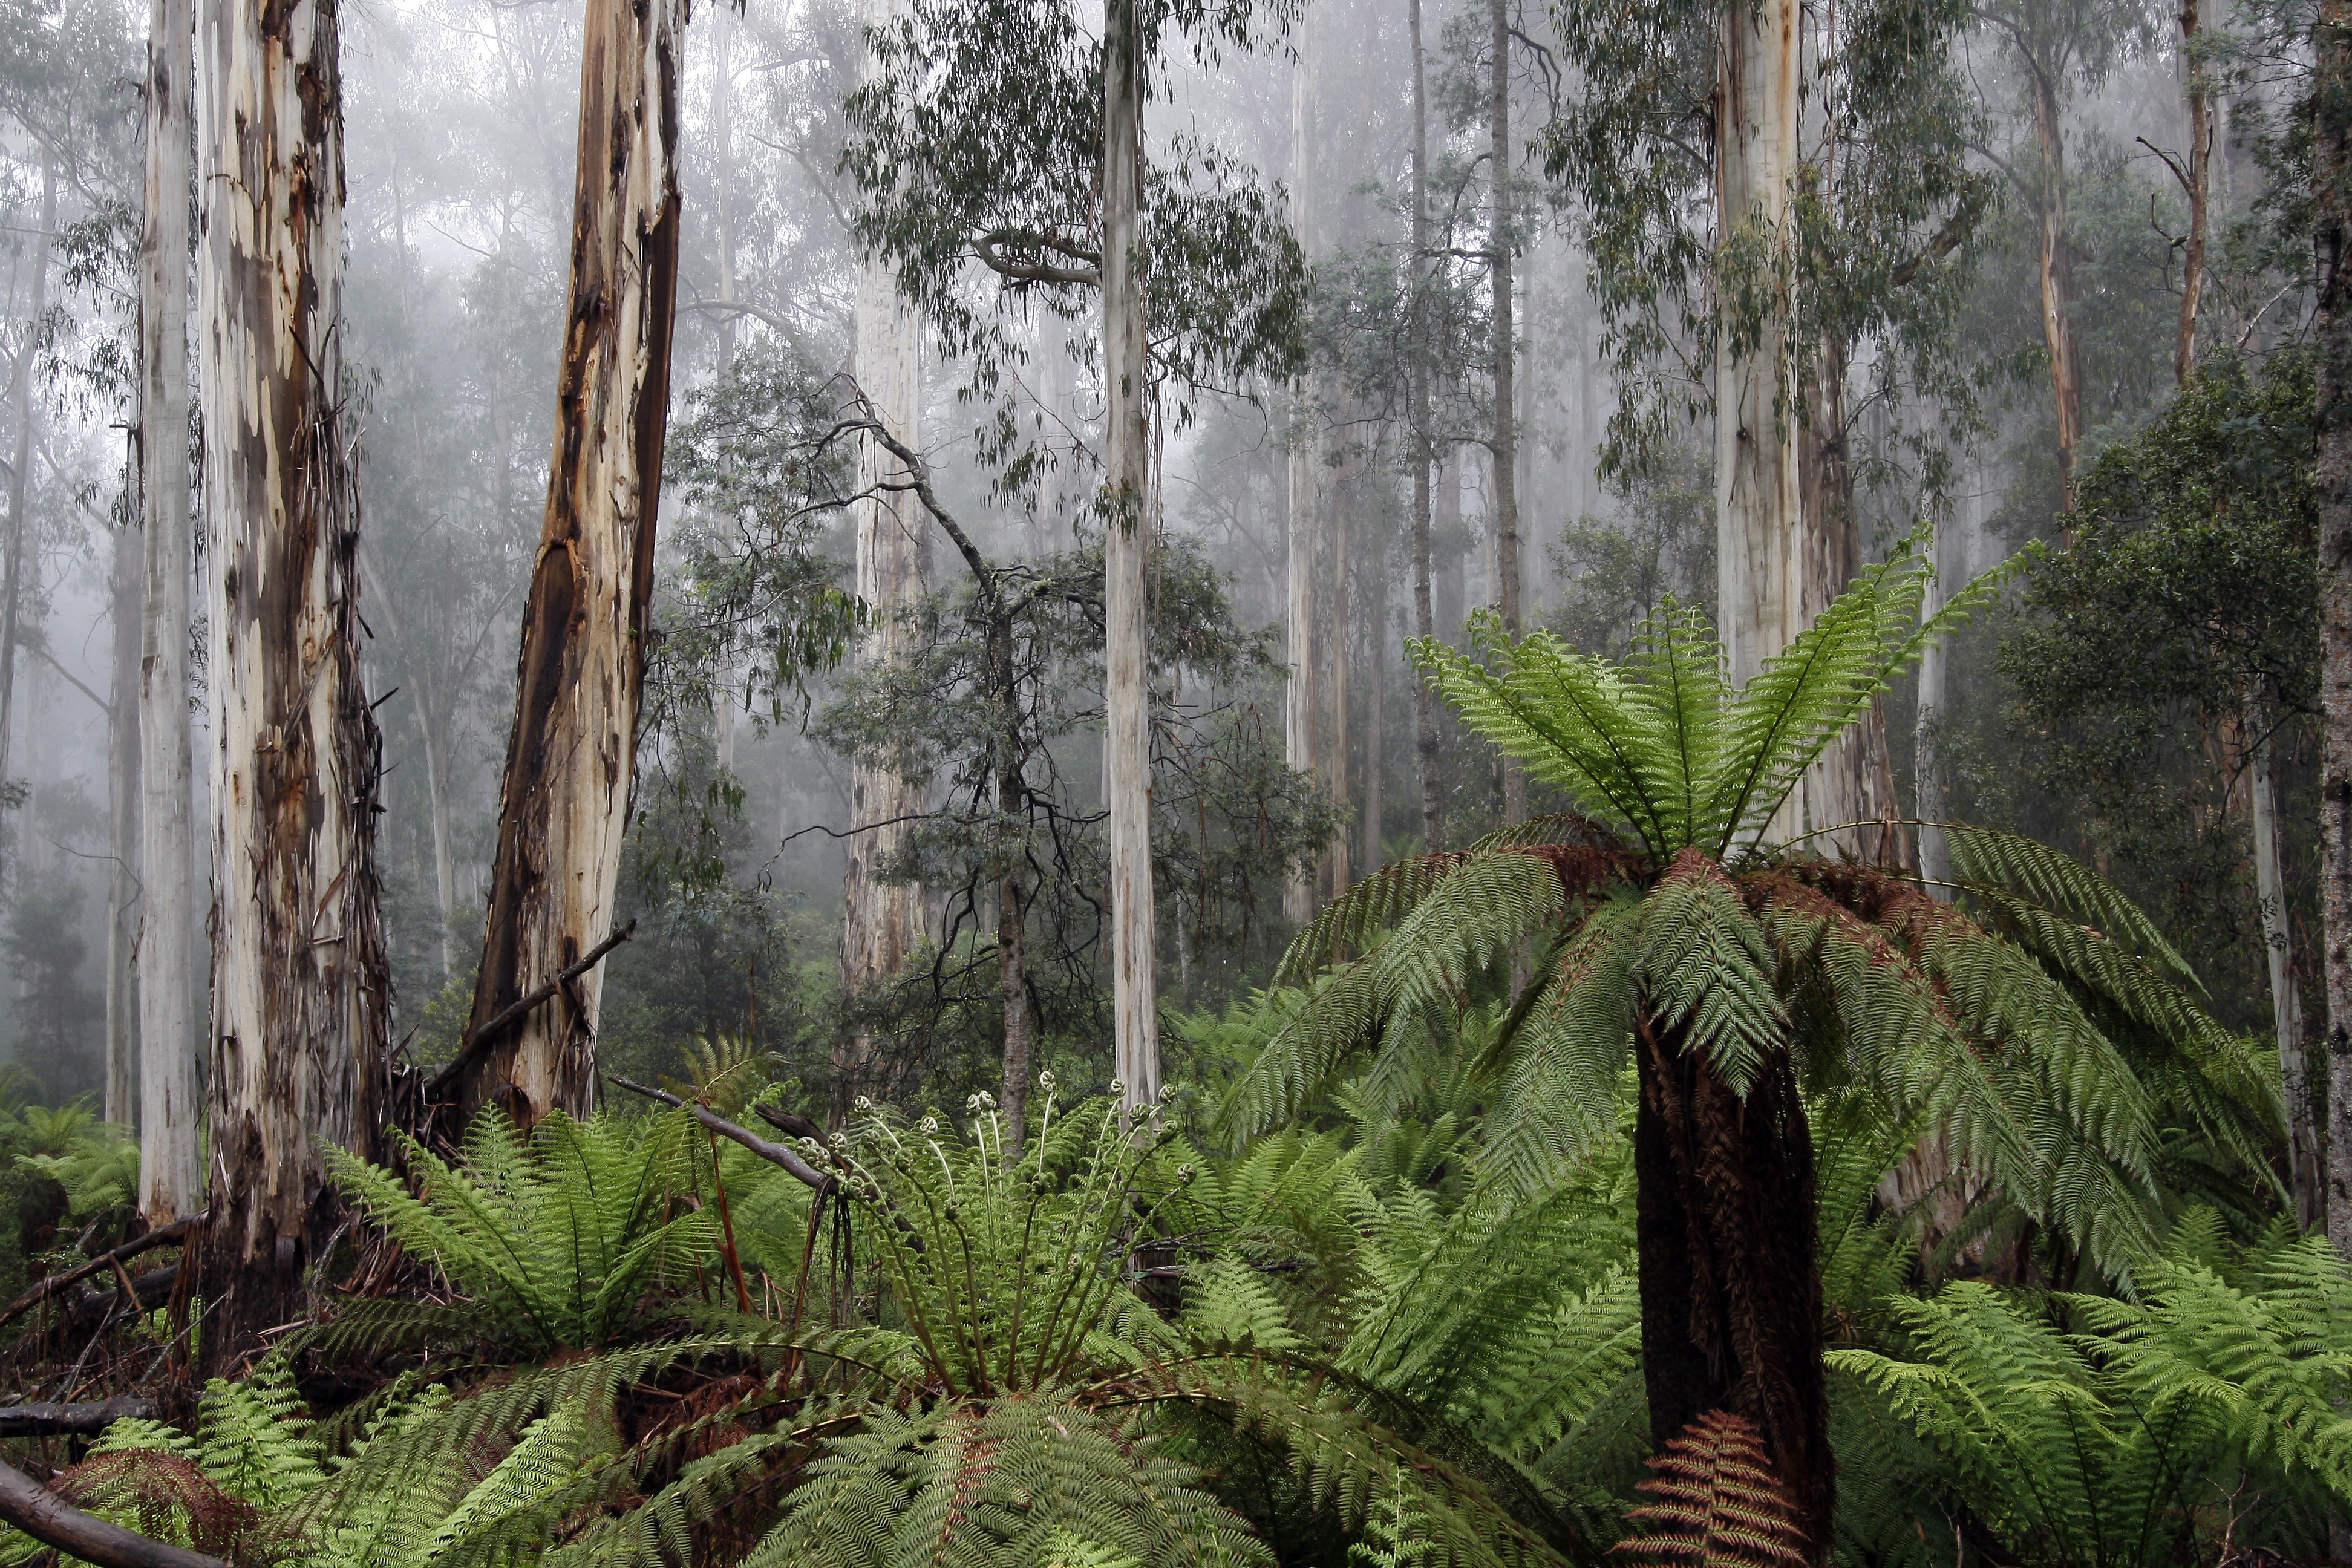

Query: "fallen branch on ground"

xmin=0 ymin=1218 xmax=203 ymax=1335
xmin=0 ymin=1455 xmax=227 ymax=1568
xmin=0 ymin=1397 xmax=157 ymax=1436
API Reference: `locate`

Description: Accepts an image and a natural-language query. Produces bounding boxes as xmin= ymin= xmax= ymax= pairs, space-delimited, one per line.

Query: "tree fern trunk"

xmin=1633 ymin=1010 xmax=1831 ymax=1558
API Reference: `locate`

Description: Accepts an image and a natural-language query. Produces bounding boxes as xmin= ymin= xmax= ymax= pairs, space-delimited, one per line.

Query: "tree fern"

xmin=1613 ymin=1412 xmax=1808 ymax=1568
xmin=318 ymin=1108 xmax=716 ymax=1357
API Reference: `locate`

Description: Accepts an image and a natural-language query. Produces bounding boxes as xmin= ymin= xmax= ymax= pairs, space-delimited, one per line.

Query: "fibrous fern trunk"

xmin=195 ymin=0 xmax=389 ymax=1367
xmin=1633 ymin=1011 xmax=1831 ymax=1557
xmin=459 ymin=0 xmax=687 ymax=1128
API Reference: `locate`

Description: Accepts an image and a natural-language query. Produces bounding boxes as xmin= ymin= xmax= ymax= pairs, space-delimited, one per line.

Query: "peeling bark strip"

xmin=194 ymin=0 xmax=388 ymax=1372
xmin=458 ymin=0 xmax=689 ymax=1129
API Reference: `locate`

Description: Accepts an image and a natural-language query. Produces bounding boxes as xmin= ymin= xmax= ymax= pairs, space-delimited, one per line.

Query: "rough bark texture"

xmin=457 ymin=0 xmax=687 ymax=1129
xmin=194 ymin=0 xmax=389 ymax=1370
xmin=840 ymin=0 xmax=926 ymax=1091
xmin=2319 ymin=0 xmax=2352 ymax=1256
xmin=1490 ymin=0 xmax=1523 ymax=829
xmin=106 ymin=499 xmax=142 ymax=1131
xmin=1635 ymin=1009 xmax=1832 ymax=1558
xmin=134 ymin=0 xmax=200 ymax=1217
xmin=1408 ymin=0 xmax=1443 ymax=855
xmin=1714 ymin=0 xmax=1803 ymax=707
xmin=2175 ymin=0 xmax=2209 ymax=385
xmin=1103 ymin=0 xmax=1158 ymax=1114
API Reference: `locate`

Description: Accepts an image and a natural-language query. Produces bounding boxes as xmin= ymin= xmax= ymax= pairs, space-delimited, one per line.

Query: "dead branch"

xmin=426 ymin=921 xmax=636 ymax=1103
xmin=0 ymin=1455 xmax=226 ymax=1568
xmin=0 ymin=1397 xmax=157 ymax=1436
xmin=0 ymin=1218 xmax=202 ymax=1335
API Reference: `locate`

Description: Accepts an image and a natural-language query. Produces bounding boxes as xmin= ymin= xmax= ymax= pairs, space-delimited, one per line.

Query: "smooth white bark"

xmin=1103 ymin=0 xmax=1158 ymax=1114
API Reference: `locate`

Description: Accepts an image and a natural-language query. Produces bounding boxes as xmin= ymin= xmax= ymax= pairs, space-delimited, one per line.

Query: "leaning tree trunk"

xmin=839 ymin=0 xmax=926 ymax=1102
xmin=1489 ymin=0 xmax=1524 ymax=829
xmin=105 ymin=489 xmax=142 ymax=1131
xmin=2318 ymin=0 xmax=2352 ymax=1263
xmin=1634 ymin=1008 xmax=1831 ymax=1554
xmin=1408 ymin=0 xmax=1444 ymax=854
xmin=194 ymin=0 xmax=389 ymax=1368
xmin=1103 ymin=0 xmax=1159 ymax=1114
xmin=137 ymin=0 xmax=200 ymax=1221
xmin=456 ymin=0 xmax=687 ymax=1129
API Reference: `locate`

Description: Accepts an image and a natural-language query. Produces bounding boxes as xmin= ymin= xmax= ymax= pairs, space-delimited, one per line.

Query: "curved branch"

xmin=0 ymin=1457 xmax=227 ymax=1568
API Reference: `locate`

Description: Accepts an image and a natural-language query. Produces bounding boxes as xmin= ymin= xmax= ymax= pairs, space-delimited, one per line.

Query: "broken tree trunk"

xmin=193 ymin=0 xmax=388 ymax=1370
xmin=456 ymin=0 xmax=688 ymax=1129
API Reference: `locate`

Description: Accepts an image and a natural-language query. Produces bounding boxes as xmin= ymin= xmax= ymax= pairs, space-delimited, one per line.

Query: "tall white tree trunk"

xmin=839 ymin=0 xmax=926 ymax=1093
xmin=457 ymin=0 xmax=688 ymax=1127
xmin=134 ymin=0 xmax=200 ymax=1206
xmin=1103 ymin=0 xmax=1158 ymax=1115
xmin=105 ymin=493 xmax=142 ymax=1131
xmin=1714 ymin=0 xmax=1804 ymax=827
xmin=195 ymin=0 xmax=389 ymax=1366
xmin=1282 ymin=11 xmax=1320 ymax=924
xmin=1490 ymin=0 xmax=1523 ymax=828
xmin=1408 ymin=0 xmax=1443 ymax=853
xmin=0 ymin=162 xmax=55 ymax=894
xmin=2252 ymin=721 xmax=2321 ymax=1227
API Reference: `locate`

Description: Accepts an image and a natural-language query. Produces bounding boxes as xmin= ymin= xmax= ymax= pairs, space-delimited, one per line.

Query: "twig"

xmin=606 ymin=1077 xmax=830 ymax=1190
xmin=0 ymin=1218 xmax=202 ymax=1334
xmin=426 ymin=921 xmax=637 ymax=1102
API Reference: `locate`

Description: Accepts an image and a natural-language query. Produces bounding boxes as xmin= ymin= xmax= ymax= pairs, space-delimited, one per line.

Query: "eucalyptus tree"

xmin=135 ymin=0 xmax=198 ymax=1223
xmin=1544 ymin=0 xmax=1986 ymax=855
xmin=194 ymin=0 xmax=390 ymax=1364
xmin=843 ymin=0 xmax=1305 ymax=1109
xmin=1226 ymin=541 xmax=2273 ymax=1552
xmin=454 ymin=0 xmax=691 ymax=1129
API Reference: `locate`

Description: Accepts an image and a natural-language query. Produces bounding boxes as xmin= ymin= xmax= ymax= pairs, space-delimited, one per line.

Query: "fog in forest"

xmin=0 ymin=0 xmax=2306 ymax=1114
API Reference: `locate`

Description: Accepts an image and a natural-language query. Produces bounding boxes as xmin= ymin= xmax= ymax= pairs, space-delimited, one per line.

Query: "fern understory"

xmin=5 ymin=541 xmax=2344 ymax=1568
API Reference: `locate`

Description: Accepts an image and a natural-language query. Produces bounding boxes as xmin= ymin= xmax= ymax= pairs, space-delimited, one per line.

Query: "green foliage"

xmin=319 ymin=1110 xmax=717 ymax=1358
xmin=1228 ymin=547 xmax=2269 ymax=1286
xmin=1832 ymin=1217 xmax=2352 ymax=1567
xmin=2001 ymin=350 xmax=2318 ymax=1037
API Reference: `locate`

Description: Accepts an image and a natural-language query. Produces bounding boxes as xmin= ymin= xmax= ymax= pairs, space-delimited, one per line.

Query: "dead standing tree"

xmin=193 ymin=0 xmax=390 ymax=1367
xmin=451 ymin=0 xmax=690 ymax=1130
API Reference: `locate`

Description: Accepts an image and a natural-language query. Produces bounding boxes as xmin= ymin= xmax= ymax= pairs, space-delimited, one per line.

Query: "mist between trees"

xmin=0 ymin=0 xmax=2344 ymax=1557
